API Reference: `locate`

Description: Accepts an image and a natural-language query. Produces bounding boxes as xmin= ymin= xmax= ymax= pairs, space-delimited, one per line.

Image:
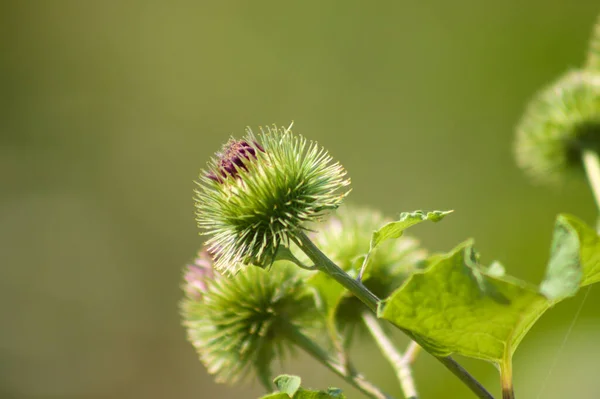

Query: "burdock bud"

xmin=194 ymin=124 xmax=351 ymax=274
xmin=180 ymin=256 xmax=315 ymax=387
xmin=515 ymin=70 xmax=600 ymax=184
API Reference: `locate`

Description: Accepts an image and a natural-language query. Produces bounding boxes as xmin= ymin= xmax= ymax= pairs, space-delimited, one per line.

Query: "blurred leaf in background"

xmin=1 ymin=1 xmax=600 ymax=398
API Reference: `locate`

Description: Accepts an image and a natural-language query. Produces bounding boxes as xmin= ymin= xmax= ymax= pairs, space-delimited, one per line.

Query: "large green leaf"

xmin=379 ymin=214 xmax=598 ymax=364
xmin=260 ymin=375 xmax=345 ymax=399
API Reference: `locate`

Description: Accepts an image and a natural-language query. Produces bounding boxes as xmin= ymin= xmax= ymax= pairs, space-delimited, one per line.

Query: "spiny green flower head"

xmin=311 ymin=205 xmax=426 ymax=335
xmin=181 ymin=249 xmax=316 ymax=386
xmin=194 ymin=124 xmax=350 ymax=274
xmin=515 ymin=70 xmax=600 ymax=185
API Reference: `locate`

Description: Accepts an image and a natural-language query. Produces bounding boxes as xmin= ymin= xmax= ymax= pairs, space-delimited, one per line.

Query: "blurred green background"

xmin=2 ymin=1 xmax=600 ymax=398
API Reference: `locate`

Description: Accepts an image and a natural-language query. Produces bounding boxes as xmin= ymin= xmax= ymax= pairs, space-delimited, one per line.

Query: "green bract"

xmin=181 ymin=250 xmax=315 ymax=387
xmin=515 ymin=70 xmax=600 ymax=184
xmin=194 ymin=124 xmax=350 ymax=274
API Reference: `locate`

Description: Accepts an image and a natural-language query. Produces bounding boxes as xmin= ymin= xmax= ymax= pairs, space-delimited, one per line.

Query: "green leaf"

xmin=378 ymin=214 xmax=599 ymax=364
xmin=274 ymin=375 xmax=302 ymax=396
xmin=379 ymin=240 xmax=548 ymax=361
xmin=359 ymin=210 xmax=452 ymax=280
xmin=260 ymin=375 xmax=345 ymax=399
xmin=562 ymin=214 xmax=600 ymax=287
xmin=540 ymin=215 xmax=582 ymax=300
xmin=370 ymin=210 xmax=453 ymax=250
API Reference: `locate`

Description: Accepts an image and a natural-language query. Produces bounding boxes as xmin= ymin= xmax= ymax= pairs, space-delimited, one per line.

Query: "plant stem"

xmin=295 ymin=231 xmax=379 ymax=312
xmin=500 ymin=356 xmax=515 ymax=399
xmin=403 ymin=341 xmax=422 ymax=365
xmin=362 ymin=311 xmax=418 ymax=399
xmin=284 ymin=323 xmax=395 ymax=399
xmin=295 ymin=231 xmax=495 ymax=399
xmin=582 ymin=149 xmax=600 ymax=212
xmin=436 ymin=356 xmax=495 ymax=399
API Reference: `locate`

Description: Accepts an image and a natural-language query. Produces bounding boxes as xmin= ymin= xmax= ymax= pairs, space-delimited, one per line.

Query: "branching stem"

xmin=294 ymin=231 xmax=379 ymax=312
xmin=295 ymin=231 xmax=495 ymax=399
xmin=284 ymin=323 xmax=394 ymax=399
xmin=362 ymin=311 xmax=418 ymax=399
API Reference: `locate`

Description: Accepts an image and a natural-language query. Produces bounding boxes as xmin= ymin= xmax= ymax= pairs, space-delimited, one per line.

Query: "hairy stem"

xmin=284 ymin=323 xmax=394 ymax=399
xmin=295 ymin=231 xmax=495 ymax=399
xmin=362 ymin=311 xmax=418 ymax=399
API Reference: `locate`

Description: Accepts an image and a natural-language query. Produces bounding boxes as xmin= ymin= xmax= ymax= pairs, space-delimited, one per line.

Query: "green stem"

xmin=284 ymin=324 xmax=394 ymax=399
xmin=582 ymin=149 xmax=600 ymax=213
xmin=362 ymin=311 xmax=418 ymax=399
xmin=295 ymin=231 xmax=495 ymax=399
xmin=295 ymin=231 xmax=379 ymax=312
xmin=437 ymin=357 xmax=495 ymax=399
xmin=500 ymin=355 xmax=515 ymax=399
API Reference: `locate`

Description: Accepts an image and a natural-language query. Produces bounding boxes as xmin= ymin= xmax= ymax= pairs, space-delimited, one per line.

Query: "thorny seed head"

xmin=515 ymin=70 xmax=600 ymax=185
xmin=194 ymin=124 xmax=350 ymax=274
xmin=180 ymin=253 xmax=315 ymax=386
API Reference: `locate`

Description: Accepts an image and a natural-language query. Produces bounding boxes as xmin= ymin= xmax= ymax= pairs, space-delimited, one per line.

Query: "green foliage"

xmin=368 ymin=210 xmax=453 ymax=251
xmin=260 ymin=375 xmax=346 ymax=399
xmin=379 ymin=214 xmax=599 ymax=365
xmin=306 ymin=206 xmax=429 ymax=345
xmin=273 ymin=375 xmax=302 ymax=396
xmin=194 ymin=124 xmax=350 ymax=274
xmin=187 ymin=14 xmax=600 ymax=397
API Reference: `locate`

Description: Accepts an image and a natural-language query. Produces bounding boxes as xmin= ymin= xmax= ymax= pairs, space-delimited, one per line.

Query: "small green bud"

xmin=194 ymin=124 xmax=350 ymax=274
xmin=181 ymin=249 xmax=316 ymax=386
xmin=515 ymin=70 xmax=600 ymax=184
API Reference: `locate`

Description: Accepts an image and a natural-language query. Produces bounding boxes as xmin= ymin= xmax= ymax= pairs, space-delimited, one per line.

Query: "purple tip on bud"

xmin=184 ymin=250 xmax=216 ymax=300
xmin=206 ymin=140 xmax=264 ymax=183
